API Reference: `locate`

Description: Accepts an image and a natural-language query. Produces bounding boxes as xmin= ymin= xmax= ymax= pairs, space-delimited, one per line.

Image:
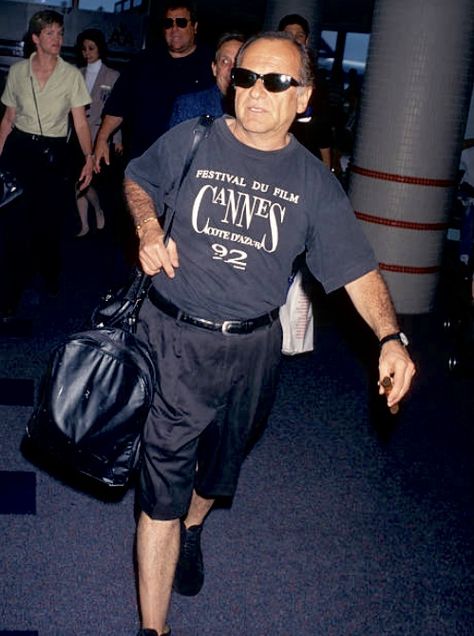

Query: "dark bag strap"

xmin=93 ymin=114 xmax=215 ymax=330
xmin=164 ymin=113 xmax=215 ymax=240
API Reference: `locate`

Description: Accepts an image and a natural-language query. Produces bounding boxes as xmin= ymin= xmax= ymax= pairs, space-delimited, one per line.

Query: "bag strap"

xmin=30 ymin=77 xmax=44 ymax=136
xmin=165 ymin=113 xmax=215 ymax=240
xmin=180 ymin=114 xmax=215 ymax=188
xmin=123 ymin=115 xmax=215 ymax=327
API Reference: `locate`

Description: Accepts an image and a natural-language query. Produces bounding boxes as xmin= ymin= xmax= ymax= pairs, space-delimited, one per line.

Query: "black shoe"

xmin=136 ymin=628 xmax=171 ymax=636
xmin=173 ymin=522 xmax=204 ymax=596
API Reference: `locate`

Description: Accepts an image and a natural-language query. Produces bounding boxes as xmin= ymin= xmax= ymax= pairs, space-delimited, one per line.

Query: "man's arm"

xmin=94 ymin=114 xmax=123 ymax=170
xmin=124 ymin=177 xmax=179 ymax=278
xmin=345 ymin=269 xmax=416 ymax=407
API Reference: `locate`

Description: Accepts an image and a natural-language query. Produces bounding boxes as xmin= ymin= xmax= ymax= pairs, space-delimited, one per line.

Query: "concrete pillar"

xmin=349 ymin=0 xmax=474 ymax=314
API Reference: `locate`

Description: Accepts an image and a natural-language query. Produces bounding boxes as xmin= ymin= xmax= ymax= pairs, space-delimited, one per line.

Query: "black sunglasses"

xmin=231 ymin=67 xmax=301 ymax=93
xmin=163 ymin=17 xmax=190 ymax=29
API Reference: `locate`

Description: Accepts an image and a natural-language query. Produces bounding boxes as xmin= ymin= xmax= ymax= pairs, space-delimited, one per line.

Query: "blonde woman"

xmin=0 ymin=9 xmax=92 ymax=314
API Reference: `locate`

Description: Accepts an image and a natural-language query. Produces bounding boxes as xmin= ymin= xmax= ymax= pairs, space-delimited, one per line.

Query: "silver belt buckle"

xmin=221 ymin=320 xmax=241 ymax=334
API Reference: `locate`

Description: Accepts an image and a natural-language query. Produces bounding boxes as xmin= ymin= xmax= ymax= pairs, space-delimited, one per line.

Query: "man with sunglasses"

xmin=169 ymin=32 xmax=245 ymax=128
xmin=94 ymin=1 xmax=213 ymax=165
xmin=125 ymin=32 xmax=415 ymax=636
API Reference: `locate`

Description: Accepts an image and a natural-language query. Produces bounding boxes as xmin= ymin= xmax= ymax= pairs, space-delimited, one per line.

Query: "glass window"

xmin=321 ymin=30 xmax=338 ymax=52
xmin=344 ymin=33 xmax=370 ymax=72
xmin=319 ymin=30 xmax=337 ymax=71
xmin=1 ymin=0 xmax=72 ymax=6
xmin=6 ymin=0 xmax=122 ymax=11
xmin=319 ymin=30 xmax=370 ymax=74
xmin=79 ymin=0 xmax=117 ymax=11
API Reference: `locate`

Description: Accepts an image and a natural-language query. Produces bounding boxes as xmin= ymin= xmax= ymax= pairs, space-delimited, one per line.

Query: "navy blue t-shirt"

xmin=126 ymin=116 xmax=377 ymax=320
xmin=104 ymin=44 xmax=214 ymax=158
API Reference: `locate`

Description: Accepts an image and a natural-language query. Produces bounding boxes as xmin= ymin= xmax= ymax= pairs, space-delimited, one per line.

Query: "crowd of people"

xmin=0 ymin=3 xmax=416 ymax=636
xmin=0 ymin=4 xmax=362 ymax=320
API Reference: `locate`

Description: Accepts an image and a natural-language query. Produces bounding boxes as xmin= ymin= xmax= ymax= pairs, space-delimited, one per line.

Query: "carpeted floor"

xmin=0 ymin=226 xmax=473 ymax=636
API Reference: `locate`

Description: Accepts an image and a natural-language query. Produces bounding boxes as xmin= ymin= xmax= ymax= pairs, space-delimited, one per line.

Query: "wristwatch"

xmin=380 ymin=331 xmax=409 ymax=347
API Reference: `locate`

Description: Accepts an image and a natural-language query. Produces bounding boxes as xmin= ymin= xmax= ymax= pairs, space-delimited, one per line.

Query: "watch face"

xmin=399 ymin=332 xmax=409 ymax=346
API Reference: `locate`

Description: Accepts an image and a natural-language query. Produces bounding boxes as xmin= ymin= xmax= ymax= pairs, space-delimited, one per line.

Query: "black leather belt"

xmin=148 ymin=286 xmax=279 ymax=334
xmin=13 ymin=128 xmax=66 ymax=145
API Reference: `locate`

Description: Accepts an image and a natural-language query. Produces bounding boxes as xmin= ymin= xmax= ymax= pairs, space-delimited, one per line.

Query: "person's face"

xmin=233 ymin=38 xmax=312 ymax=149
xmin=81 ymin=39 xmax=100 ymax=64
xmin=212 ymin=39 xmax=242 ymax=95
xmin=163 ymin=8 xmax=197 ymax=57
xmin=32 ymin=22 xmax=63 ymax=57
xmin=283 ymin=24 xmax=308 ymax=47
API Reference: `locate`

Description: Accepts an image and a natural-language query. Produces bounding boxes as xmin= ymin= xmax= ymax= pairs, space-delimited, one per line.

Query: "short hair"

xmin=278 ymin=14 xmax=310 ymax=37
xmin=235 ymin=32 xmax=314 ymax=88
xmin=162 ymin=1 xmax=197 ymax=24
xmin=28 ymin=10 xmax=63 ymax=37
xmin=214 ymin=32 xmax=245 ymax=61
xmin=76 ymin=28 xmax=108 ymax=61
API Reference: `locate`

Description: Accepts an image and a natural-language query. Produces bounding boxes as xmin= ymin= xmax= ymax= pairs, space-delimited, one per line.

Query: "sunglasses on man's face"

xmin=231 ymin=67 xmax=301 ymax=93
xmin=163 ymin=17 xmax=190 ymax=29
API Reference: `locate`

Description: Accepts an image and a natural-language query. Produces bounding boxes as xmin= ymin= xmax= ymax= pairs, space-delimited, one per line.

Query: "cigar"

xmin=381 ymin=376 xmax=399 ymax=415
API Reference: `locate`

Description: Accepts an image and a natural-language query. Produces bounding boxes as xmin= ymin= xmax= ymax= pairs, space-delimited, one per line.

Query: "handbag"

xmin=24 ymin=269 xmax=155 ymax=488
xmin=279 ymin=270 xmax=315 ymax=355
xmin=0 ymin=168 xmax=23 ymax=208
xmin=23 ymin=115 xmax=215 ymax=490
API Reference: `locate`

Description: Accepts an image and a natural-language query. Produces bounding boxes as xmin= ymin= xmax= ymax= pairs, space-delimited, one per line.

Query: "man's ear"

xmin=296 ymin=86 xmax=313 ymax=114
xmin=211 ymin=61 xmax=217 ymax=78
xmin=193 ymin=21 xmax=198 ymax=35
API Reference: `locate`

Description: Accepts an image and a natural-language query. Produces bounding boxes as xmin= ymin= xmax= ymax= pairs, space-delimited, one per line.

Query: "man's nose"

xmin=249 ymin=78 xmax=266 ymax=98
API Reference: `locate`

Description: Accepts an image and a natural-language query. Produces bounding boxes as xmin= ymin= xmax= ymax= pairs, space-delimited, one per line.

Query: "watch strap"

xmin=380 ymin=332 xmax=408 ymax=347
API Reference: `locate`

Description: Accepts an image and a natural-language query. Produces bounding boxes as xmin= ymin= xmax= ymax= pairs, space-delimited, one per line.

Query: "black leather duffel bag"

xmin=24 ymin=270 xmax=155 ymax=489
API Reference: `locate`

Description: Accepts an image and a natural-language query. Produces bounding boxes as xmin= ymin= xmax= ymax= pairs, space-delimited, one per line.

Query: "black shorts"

xmin=136 ymin=298 xmax=282 ymax=520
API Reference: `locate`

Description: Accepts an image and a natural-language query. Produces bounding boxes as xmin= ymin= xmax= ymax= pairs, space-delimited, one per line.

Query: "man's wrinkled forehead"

xmin=239 ymin=38 xmax=301 ymax=76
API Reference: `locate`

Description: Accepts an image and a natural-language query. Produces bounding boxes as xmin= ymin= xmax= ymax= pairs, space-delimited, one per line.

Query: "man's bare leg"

xmin=137 ymin=493 xmax=215 ymax=630
xmin=137 ymin=513 xmax=179 ymax=634
xmin=184 ymin=490 xmax=215 ymax=528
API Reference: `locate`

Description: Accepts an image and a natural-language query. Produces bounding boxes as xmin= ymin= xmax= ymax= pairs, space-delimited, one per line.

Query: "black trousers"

xmin=136 ymin=298 xmax=282 ymax=520
xmin=0 ymin=128 xmax=72 ymax=312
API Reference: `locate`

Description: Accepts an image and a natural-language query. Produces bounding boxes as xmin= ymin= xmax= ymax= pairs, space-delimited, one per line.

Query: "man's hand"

xmin=378 ymin=340 xmax=415 ymax=408
xmin=94 ymin=136 xmax=110 ymax=172
xmin=124 ymin=177 xmax=179 ymax=277
xmin=93 ymin=115 xmax=123 ymax=172
xmin=345 ymin=269 xmax=416 ymax=409
xmin=137 ymin=222 xmax=179 ymax=278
